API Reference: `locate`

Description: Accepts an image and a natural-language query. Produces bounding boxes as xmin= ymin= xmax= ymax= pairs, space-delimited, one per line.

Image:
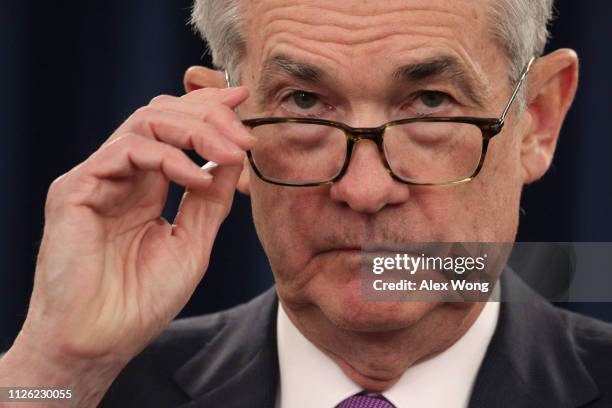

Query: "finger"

xmin=149 ymin=97 xmax=255 ymax=150
xmin=171 ymin=163 xmax=243 ymax=274
xmin=103 ymin=87 xmax=249 ymax=147
xmin=182 ymin=86 xmax=250 ymax=109
xmin=84 ymin=133 xmax=213 ymax=193
xmin=122 ymin=108 xmax=248 ymax=165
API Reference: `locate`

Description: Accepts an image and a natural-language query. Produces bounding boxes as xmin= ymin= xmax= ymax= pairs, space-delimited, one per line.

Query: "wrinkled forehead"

xmin=240 ymin=0 xmax=504 ymax=88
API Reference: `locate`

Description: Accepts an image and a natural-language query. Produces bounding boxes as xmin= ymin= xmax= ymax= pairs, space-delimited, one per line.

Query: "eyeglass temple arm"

xmin=499 ymin=56 xmax=536 ymax=121
xmin=200 ymin=71 xmax=236 ymax=174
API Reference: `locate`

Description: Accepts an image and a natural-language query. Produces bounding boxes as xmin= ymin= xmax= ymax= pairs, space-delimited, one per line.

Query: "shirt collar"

xmin=276 ymin=293 xmax=499 ymax=408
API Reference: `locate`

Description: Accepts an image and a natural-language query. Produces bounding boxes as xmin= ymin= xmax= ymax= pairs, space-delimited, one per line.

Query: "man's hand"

xmin=0 ymin=86 xmax=253 ymax=407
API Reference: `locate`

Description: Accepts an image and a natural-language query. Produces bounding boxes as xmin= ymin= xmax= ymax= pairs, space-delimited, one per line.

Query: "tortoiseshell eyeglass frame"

xmin=232 ymin=57 xmax=535 ymax=187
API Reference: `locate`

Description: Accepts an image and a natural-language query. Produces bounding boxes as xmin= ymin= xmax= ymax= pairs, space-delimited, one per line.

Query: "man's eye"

xmin=417 ymin=91 xmax=448 ymax=108
xmin=280 ymin=90 xmax=331 ymax=117
xmin=290 ymin=91 xmax=319 ymax=110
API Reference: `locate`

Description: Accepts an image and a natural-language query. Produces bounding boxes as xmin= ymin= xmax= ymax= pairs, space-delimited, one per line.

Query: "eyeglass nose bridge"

xmin=344 ymin=126 xmax=386 ymax=145
xmin=339 ymin=126 xmax=393 ymax=178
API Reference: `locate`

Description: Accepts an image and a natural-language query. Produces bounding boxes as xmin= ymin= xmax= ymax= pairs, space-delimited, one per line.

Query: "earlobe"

xmin=520 ymin=49 xmax=579 ymax=184
xmin=236 ymin=157 xmax=251 ymax=195
xmin=183 ymin=66 xmax=228 ymax=93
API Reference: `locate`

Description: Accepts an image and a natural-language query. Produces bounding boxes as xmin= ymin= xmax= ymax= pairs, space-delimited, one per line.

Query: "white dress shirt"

xmin=276 ymin=296 xmax=499 ymax=408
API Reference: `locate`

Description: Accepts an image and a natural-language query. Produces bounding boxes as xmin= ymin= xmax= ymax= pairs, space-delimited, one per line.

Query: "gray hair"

xmin=190 ymin=0 xmax=554 ymax=93
xmin=190 ymin=0 xmax=245 ymax=86
xmin=489 ymin=0 xmax=554 ymax=83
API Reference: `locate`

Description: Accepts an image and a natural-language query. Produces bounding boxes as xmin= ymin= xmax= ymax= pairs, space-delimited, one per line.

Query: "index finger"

xmin=183 ymin=86 xmax=250 ymax=109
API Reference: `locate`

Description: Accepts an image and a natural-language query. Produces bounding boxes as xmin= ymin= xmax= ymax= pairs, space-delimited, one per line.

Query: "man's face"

xmin=239 ymin=0 xmax=527 ymax=329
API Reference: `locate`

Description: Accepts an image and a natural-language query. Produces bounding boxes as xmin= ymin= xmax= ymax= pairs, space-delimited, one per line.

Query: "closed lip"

xmin=316 ymin=247 xmax=362 ymax=254
xmin=315 ymin=247 xmax=431 ymax=258
xmin=314 ymin=244 xmax=455 ymax=257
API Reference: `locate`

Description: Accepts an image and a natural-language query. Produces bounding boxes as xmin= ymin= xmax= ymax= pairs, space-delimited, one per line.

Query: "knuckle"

xmin=122 ymin=132 xmax=146 ymax=148
xmin=190 ymin=126 xmax=211 ymax=152
xmin=45 ymin=174 xmax=70 ymax=214
xmin=197 ymin=103 xmax=216 ymax=122
xmin=200 ymin=103 xmax=231 ymax=123
xmin=125 ymin=107 xmax=159 ymax=136
xmin=126 ymin=107 xmax=151 ymax=130
xmin=132 ymin=105 xmax=153 ymax=119
xmin=149 ymin=94 xmax=174 ymax=106
xmin=160 ymin=146 xmax=187 ymax=169
xmin=47 ymin=174 xmax=66 ymax=197
xmin=109 ymin=132 xmax=142 ymax=155
xmin=133 ymin=106 xmax=164 ymax=126
xmin=169 ymin=148 xmax=186 ymax=163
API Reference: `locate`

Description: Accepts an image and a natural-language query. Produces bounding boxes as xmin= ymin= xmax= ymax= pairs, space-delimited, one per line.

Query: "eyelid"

xmin=412 ymin=89 xmax=452 ymax=99
xmin=415 ymin=90 xmax=456 ymax=104
xmin=279 ymin=88 xmax=320 ymax=100
xmin=278 ymin=89 xmax=333 ymax=117
xmin=398 ymin=90 xmax=456 ymax=116
xmin=279 ymin=89 xmax=321 ymax=108
xmin=275 ymin=87 xmax=459 ymax=116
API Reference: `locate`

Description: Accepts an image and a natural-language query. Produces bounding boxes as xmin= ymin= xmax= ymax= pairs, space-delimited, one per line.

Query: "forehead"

xmin=241 ymin=0 xmax=501 ymax=83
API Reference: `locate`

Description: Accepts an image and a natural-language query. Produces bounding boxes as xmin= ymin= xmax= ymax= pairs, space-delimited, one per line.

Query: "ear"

xmin=236 ymin=156 xmax=251 ymax=195
xmin=183 ymin=66 xmax=228 ymax=93
xmin=520 ymin=49 xmax=579 ymax=184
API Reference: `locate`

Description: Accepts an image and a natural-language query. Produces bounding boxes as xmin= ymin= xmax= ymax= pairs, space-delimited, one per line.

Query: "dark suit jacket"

xmin=100 ymin=271 xmax=612 ymax=407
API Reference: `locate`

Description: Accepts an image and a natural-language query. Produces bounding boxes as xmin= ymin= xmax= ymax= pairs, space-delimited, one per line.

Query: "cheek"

xmin=250 ymin=179 xmax=327 ymax=283
xmin=411 ymin=128 xmax=524 ymax=242
xmin=473 ymin=128 xmax=524 ymax=240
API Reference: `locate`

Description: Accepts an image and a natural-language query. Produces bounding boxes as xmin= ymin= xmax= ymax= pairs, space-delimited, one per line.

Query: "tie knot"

xmin=336 ymin=392 xmax=396 ymax=408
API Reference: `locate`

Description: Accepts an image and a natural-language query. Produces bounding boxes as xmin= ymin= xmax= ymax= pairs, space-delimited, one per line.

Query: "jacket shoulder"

xmin=100 ymin=289 xmax=276 ymax=407
xmin=560 ymin=309 xmax=612 ymax=396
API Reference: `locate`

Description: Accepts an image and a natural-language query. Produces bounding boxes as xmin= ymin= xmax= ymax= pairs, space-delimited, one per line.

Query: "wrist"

xmin=0 ymin=332 xmax=126 ymax=407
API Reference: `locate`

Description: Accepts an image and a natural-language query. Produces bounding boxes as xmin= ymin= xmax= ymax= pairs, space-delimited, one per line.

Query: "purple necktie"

xmin=336 ymin=393 xmax=396 ymax=408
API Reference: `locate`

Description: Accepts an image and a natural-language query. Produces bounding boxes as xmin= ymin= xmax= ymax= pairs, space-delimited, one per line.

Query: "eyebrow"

xmin=257 ymin=54 xmax=486 ymax=108
xmin=262 ymin=54 xmax=325 ymax=84
xmin=392 ymin=56 xmax=486 ymax=107
xmin=257 ymin=54 xmax=326 ymax=107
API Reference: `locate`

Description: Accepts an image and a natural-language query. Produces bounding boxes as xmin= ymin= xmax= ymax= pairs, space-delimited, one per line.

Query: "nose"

xmin=329 ymin=139 xmax=411 ymax=213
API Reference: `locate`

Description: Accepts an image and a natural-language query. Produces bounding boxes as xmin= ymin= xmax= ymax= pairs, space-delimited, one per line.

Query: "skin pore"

xmin=185 ymin=0 xmax=578 ymax=393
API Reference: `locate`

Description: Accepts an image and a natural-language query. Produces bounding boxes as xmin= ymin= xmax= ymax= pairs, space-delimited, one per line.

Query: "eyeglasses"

xmin=240 ymin=57 xmax=535 ymax=187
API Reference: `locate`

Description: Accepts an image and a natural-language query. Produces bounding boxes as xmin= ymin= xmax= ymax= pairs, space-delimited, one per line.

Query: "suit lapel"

xmin=174 ymin=287 xmax=279 ymax=408
xmin=469 ymin=270 xmax=600 ymax=408
xmin=170 ymin=272 xmax=601 ymax=408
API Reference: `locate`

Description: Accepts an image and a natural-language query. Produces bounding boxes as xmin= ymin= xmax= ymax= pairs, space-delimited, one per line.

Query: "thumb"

xmin=172 ymin=161 xmax=243 ymax=276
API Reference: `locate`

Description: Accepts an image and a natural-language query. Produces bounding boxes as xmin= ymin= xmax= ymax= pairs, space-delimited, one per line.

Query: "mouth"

xmin=313 ymin=245 xmax=363 ymax=256
xmin=313 ymin=244 xmax=453 ymax=266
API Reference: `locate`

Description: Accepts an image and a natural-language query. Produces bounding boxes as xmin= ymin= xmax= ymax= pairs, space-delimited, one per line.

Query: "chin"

xmin=314 ymin=278 xmax=441 ymax=333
